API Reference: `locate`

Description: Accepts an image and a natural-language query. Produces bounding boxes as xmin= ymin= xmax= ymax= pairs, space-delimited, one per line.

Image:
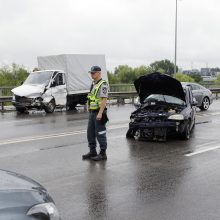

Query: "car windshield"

xmin=143 ymin=94 xmax=186 ymax=106
xmin=24 ymin=71 xmax=52 ymax=85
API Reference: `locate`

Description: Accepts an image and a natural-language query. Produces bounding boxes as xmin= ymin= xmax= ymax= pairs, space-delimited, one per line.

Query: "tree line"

xmin=108 ymin=59 xmax=203 ymax=84
xmin=1 ymin=60 xmax=219 ymax=87
xmin=0 ymin=63 xmax=29 ymax=86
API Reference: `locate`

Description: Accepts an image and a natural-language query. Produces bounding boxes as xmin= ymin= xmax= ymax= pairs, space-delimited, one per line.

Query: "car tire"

xmin=126 ymin=128 xmax=134 ymax=138
xmin=44 ymin=99 xmax=56 ymax=113
xmin=181 ymin=121 xmax=190 ymax=140
xmin=200 ymin=97 xmax=210 ymax=111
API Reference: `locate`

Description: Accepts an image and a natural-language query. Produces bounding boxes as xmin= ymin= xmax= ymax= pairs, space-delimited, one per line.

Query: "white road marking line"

xmin=197 ymin=112 xmax=220 ymax=117
xmin=0 ymin=124 xmax=128 ymax=146
xmin=0 ymin=131 xmax=86 ymax=146
xmin=185 ymin=145 xmax=220 ymax=157
xmin=109 ymin=135 xmax=125 ymax=139
xmin=1 ymin=119 xmax=34 ymax=124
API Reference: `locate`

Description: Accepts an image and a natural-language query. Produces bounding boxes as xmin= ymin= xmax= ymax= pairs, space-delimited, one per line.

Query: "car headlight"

xmin=130 ymin=118 xmax=135 ymax=123
xmin=12 ymin=94 xmax=15 ymax=101
xmin=27 ymin=202 xmax=60 ymax=220
xmin=168 ymin=114 xmax=184 ymax=120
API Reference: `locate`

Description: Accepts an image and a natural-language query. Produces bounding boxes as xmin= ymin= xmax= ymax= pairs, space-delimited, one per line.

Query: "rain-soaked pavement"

xmin=1 ymin=101 xmax=220 ymax=220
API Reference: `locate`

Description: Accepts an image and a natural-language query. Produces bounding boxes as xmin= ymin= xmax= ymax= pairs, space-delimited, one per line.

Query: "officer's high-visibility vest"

xmin=87 ymin=79 xmax=107 ymax=110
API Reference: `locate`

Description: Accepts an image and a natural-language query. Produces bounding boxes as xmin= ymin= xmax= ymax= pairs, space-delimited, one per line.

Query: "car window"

xmin=191 ymin=84 xmax=201 ymax=90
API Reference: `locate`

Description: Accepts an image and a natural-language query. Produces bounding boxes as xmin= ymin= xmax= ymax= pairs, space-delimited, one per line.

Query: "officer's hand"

xmin=96 ymin=112 xmax=102 ymax=120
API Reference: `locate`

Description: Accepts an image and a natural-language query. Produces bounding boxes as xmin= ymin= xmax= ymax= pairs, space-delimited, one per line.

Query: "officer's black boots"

xmin=91 ymin=150 xmax=107 ymax=161
xmin=82 ymin=150 xmax=97 ymax=160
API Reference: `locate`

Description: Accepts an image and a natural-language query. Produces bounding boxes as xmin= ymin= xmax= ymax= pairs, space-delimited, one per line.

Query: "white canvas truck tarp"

xmin=37 ymin=54 xmax=108 ymax=94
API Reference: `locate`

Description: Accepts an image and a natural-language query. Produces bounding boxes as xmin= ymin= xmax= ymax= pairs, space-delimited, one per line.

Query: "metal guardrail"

xmin=1 ymin=86 xmax=220 ymax=111
xmin=0 ymin=96 xmax=13 ymax=111
xmin=0 ymin=86 xmax=13 ymax=96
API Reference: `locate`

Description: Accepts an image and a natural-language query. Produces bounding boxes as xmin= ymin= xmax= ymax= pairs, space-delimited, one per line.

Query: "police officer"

xmin=82 ymin=66 xmax=109 ymax=161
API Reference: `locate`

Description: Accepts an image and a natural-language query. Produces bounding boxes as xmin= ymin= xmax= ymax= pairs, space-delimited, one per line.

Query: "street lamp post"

xmin=174 ymin=0 xmax=178 ymax=74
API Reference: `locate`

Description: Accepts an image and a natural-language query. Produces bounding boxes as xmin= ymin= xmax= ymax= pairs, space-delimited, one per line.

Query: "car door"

xmin=188 ymin=84 xmax=203 ymax=106
xmin=51 ymin=72 xmax=67 ymax=106
xmin=188 ymin=88 xmax=196 ymax=128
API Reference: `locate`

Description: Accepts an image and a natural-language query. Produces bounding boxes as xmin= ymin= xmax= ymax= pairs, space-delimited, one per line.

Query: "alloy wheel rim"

xmin=203 ymin=98 xmax=209 ymax=109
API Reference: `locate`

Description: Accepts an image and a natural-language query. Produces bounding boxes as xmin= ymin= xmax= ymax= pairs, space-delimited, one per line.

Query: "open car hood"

xmin=134 ymin=72 xmax=185 ymax=104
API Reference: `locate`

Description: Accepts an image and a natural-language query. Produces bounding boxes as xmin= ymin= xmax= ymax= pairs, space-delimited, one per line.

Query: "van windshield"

xmin=24 ymin=71 xmax=52 ymax=85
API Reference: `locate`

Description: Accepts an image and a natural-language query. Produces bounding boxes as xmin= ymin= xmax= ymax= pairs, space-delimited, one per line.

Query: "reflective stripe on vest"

xmin=87 ymin=79 xmax=107 ymax=110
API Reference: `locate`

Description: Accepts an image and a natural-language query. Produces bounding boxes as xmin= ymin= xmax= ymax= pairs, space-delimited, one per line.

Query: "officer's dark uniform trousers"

xmin=87 ymin=110 xmax=107 ymax=152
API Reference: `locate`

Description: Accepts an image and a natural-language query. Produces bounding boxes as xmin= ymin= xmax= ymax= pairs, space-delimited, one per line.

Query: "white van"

xmin=11 ymin=54 xmax=108 ymax=113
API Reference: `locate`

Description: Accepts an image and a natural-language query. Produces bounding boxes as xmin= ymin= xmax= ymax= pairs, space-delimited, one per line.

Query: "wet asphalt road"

xmin=1 ymin=102 xmax=220 ymax=220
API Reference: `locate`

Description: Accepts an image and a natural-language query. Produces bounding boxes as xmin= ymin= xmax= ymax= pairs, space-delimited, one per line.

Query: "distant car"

xmin=0 ymin=169 xmax=60 ymax=220
xmin=181 ymin=82 xmax=213 ymax=111
xmin=127 ymin=72 xmax=196 ymax=141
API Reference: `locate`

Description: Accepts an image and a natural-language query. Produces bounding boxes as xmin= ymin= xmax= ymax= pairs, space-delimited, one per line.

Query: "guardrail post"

xmin=1 ymin=102 xmax=4 ymax=111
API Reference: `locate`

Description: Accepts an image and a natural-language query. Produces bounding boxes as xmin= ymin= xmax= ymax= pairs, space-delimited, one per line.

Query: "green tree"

xmin=0 ymin=63 xmax=29 ymax=86
xmin=107 ymin=71 xmax=118 ymax=84
xmin=114 ymin=65 xmax=136 ymax=83
xmin=150 ymin=59 xmax=177 ymax=75
xmin=174 ymin=73 xmax=195 ymax=82
xmin=215 ymin=74 xmax=220 ymax=83
xmin=190 ymin=73 xmax=202 ymax=83
xmin=133 ymin=65 xmax=153 ymax=78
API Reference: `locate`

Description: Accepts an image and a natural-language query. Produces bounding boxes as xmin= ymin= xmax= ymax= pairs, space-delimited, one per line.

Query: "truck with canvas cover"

xmin=11 ymin=54 xmax=108 ymax=113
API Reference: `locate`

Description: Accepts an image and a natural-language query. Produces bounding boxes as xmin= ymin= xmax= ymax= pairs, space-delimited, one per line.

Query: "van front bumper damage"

xmin=12 ymin=95 xmax=44 ymax=109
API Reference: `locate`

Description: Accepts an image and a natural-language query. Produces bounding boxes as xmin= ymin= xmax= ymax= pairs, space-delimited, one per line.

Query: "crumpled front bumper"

xmin=12 ymin=99 xmax=44 ymax=109
xmin=129 ymin=120 xmax=187 ymax=141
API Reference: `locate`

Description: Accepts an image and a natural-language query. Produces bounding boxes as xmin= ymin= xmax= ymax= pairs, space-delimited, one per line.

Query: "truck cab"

xmin=12 ymin=70 xmax=68 ymax=113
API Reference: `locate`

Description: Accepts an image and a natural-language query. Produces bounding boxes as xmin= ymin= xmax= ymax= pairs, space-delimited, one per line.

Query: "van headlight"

xmin=27 ymin=202 xmax=60 ymax=220
xmin=168 ymin=114 xmax=184 ymax=120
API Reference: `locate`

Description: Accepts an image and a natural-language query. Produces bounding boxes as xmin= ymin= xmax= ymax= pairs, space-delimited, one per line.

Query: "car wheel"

xmin=126 ymin=128 xmax=134 ymax=138
xmin=44 ymin=99 xmax=56 ymax=113
xmin=200 ymin=97 xmax=210 ymax=111
xmin=181 ymin=122 xmax=190 ymax=140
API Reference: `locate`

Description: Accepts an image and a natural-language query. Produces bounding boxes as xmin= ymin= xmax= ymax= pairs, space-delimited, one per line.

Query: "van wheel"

xmin=44 ymin=99 xmax=56 ymax=113
xmin=16 ymin=107 xmax=26 ymax=113
xmin=200 ymin=97 xmax=210 ymax=111
xmin=66 ymin=102 xmax=77 ymax=111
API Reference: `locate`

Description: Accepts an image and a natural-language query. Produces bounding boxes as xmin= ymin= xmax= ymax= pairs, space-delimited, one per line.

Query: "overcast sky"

xmin=0 ymin=0 xmax=220 ymax=71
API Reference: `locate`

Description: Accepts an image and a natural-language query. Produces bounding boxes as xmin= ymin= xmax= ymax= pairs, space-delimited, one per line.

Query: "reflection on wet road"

xmin=1 ymin=102 xmax=220 ymax=220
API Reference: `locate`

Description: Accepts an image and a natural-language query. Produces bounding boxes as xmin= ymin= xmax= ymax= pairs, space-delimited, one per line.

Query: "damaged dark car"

xmin=126 ymin=72 xmax=197 ymax=141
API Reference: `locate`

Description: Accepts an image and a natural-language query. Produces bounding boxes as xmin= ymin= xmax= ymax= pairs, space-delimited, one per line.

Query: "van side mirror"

xmin=50 ymin=79 xmax=57 ymax=87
